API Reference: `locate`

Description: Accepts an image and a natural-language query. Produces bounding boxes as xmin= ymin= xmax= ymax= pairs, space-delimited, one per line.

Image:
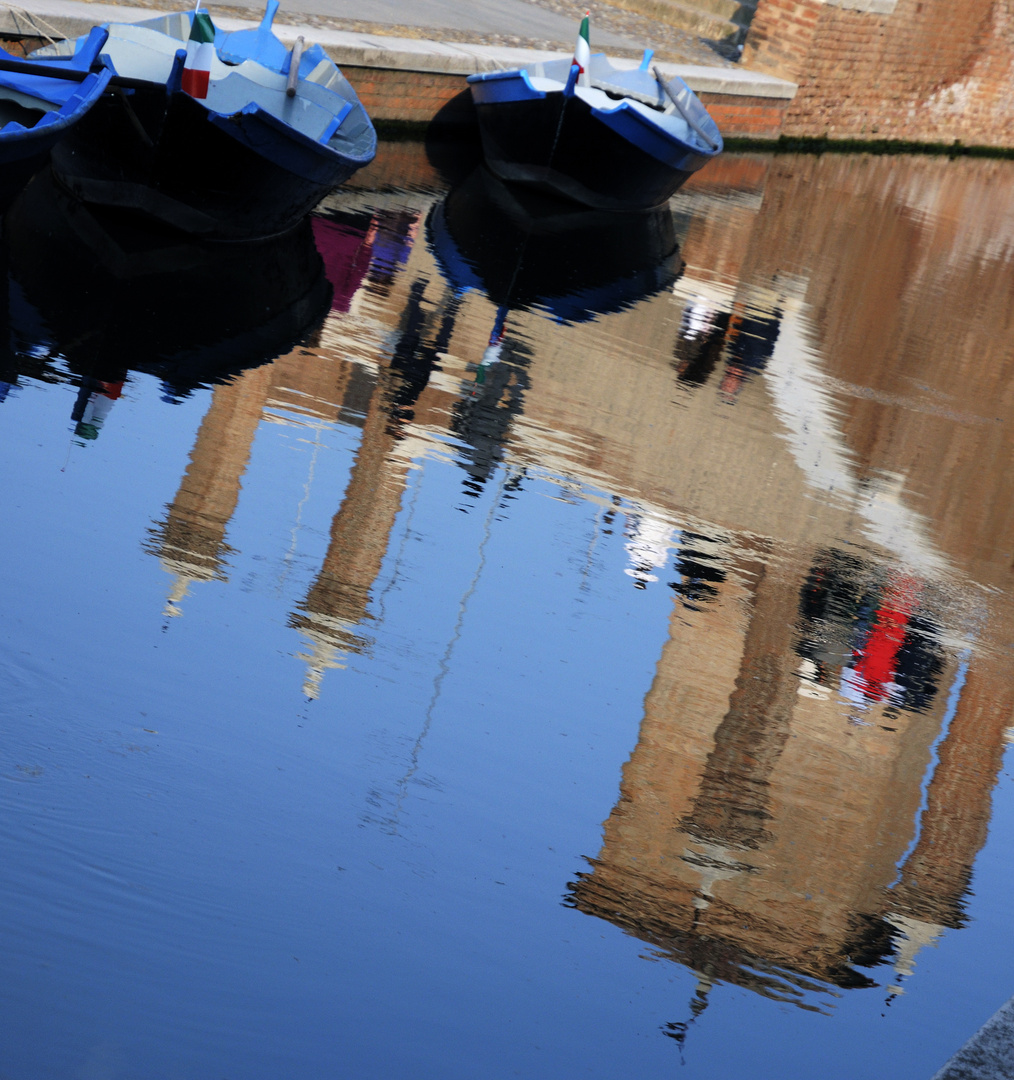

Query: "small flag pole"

xmin=182 ymin=6 xmax=216 ymax=98
xmin=572 ymin=10 xmax=591 ymax=88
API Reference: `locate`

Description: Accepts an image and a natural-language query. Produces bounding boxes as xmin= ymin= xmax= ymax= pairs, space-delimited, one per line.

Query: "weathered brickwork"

xmin=743 ymin=0 xmax=1014 ymax=146
xmin=340 ymin=65 xmax=466 ymax=124
xmin=699 ymin=92 xmax=790 ymax=137
xmin=743 ymin=0 xmax=825 ymax=80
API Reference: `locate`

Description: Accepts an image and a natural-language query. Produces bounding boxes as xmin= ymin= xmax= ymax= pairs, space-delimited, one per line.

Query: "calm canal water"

xmin=1 ymin=142 xmax=1012 ymax=1079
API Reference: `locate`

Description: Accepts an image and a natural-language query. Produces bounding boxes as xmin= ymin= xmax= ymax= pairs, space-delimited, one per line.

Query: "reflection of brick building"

xmin=144 ymin=145 xmax=1014 ymax=1010
xmin=148 ymin=187 xmax=473 ymax=695
xmin=568 ymin=548 xmax=966 ymax=1008
xmin=556 ymin=152 xmax=1014 ymax=1012
xmin=570 ymin=549 xmax=1011 ymax=1008
xmin=746 ymin=155 xmax=1014 ymax=595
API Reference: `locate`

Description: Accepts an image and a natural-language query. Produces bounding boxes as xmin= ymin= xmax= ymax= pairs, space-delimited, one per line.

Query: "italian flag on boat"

xmin=573 ymin=11 xmax=590 ymax=86
xmin=182 ymin=9 xmax=216 ymax=99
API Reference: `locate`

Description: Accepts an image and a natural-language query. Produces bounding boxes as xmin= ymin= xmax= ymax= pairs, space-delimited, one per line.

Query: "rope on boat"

xmin=0 ymin=4 xmax=63 ymax=45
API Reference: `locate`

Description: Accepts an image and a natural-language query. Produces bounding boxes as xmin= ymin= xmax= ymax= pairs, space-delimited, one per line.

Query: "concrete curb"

xmin=931 ymin=996 xmax=1014 ymax=1080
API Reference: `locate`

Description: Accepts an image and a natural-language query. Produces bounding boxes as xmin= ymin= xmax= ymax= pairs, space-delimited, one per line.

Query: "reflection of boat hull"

xmin=40 ymin=10 xmax=376 ymax=241
xmin=467 ymin=58 xmax=721 ymax=211
xmin=4 ymin=169 xmax=332 ymax=393
xmin=428 ymin=166 xmax=682 ymax=323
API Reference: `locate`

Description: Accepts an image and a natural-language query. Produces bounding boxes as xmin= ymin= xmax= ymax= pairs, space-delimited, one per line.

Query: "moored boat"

xmin=466 ymin=13 xmax=722 ymax=211
xmin=0 ymin=27 xmax=113 ymax=207
xmin=34 ymin=5 xmax=376 ymax=241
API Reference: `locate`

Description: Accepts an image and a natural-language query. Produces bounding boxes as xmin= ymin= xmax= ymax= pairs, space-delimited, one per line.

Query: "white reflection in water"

xmin=762 ymin=284 xmax=952 ymax=579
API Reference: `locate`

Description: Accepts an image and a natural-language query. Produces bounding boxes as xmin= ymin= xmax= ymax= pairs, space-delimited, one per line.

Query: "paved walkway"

xmin=235 ymin=0 xmax=643 ymax=49
xmin=0 ymin=0 xmax=734 ymax=63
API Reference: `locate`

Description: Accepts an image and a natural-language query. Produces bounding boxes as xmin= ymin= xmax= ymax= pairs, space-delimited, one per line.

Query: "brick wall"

xmin=699 ymin=91 xmax=790 ymax=138
xmin=342 ymin=65 xmax=466 ymax=125
xmin=743 ymin=0 xmax=1014 ymax=146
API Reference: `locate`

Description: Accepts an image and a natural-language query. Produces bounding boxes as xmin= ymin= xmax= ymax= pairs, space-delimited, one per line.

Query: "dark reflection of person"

xmin=450 ymin=322 xmax=531 ymax=500
xmin=669 ymin=533 xmax=727 ymax=608
xmin=364 ymin=209 xmax=420 ymax=298
xmin=719 ymin=303 xmax=782 ymax=401
xmin=672 ymin=298 xmax=730 ymax=388
xmin=385 ymin=278 xmax=459 ymax=427
xmin=796 ymin=548 xmax=944 ymax=714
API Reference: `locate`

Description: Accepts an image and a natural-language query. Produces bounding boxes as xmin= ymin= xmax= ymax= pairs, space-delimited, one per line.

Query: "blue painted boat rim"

xmin=468 ymin=53 xmax=723 ymax=162
xmin=0 ymin=65 xmax=112 ymax=143
xmin=591 ymin=98 xmax=719 ymax=167
xmin=467 ymin=67 xmax=546 ymax=102
xmin=0 ymin=25 xmax=112 ymax=150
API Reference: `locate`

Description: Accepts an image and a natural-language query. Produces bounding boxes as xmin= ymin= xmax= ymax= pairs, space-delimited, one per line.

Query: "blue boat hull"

xmin=42 ymin=7 xmax=376 ymax=244
xmin=469 ymin=69 xmax=717 ymax=211
xmin=0 ymin=28 xmax=113 ymax=208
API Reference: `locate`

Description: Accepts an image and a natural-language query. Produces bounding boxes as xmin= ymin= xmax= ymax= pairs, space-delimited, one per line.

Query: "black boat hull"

xmin=51 ymin=85 xmax=364 ymax=242
xmin=472 ymin=92 xmax=705 ymax=211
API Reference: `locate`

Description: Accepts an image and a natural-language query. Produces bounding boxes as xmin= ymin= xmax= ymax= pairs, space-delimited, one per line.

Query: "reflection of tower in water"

xmin=147 ymin=366 xmax=276 ymax=615
xmin=567 ymin=540 xmax=1008 ymax=1024
xmin=291 ymin=275 xmax=470 ymax=697
xmin=289 ymin=361 xmax=412 ymax=698
xmin=145 ymin=328 xmax=371 ymax=621
xmin=679 ymin=551 xmax=796 ymax=855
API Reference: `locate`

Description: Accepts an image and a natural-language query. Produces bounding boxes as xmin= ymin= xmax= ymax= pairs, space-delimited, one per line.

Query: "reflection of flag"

xmin=310 ymin=216 xmax=374 ymax=313
xmin=852 ymin=574 xmax=920 ymax=702
xmin=476 ymin=305 xmax=508 ymax=384
xmin=72 ymin=380 xmax=123 ymax=442
xmin=572 ymin=11 xmax=590 ymax=86
xmin=182 ymin=11 xmax=216 ymax=99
